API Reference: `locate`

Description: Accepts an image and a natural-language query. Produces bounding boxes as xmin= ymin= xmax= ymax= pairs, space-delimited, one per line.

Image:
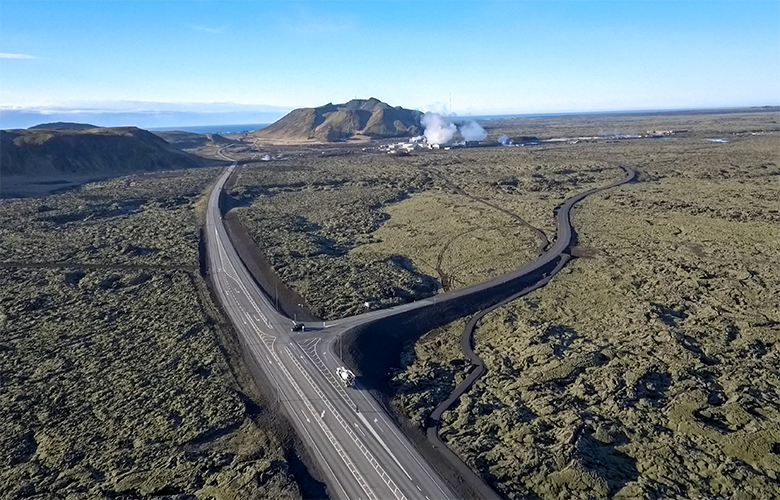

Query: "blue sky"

xmin=1 ymin=0 xmax=778 ymax=127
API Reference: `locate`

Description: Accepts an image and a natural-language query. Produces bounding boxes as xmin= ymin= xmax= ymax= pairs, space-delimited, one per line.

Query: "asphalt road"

xmin=207 ymin=149 xmax=456 ymax=500
xmin=318 ymin=164 xmax=636 ymax=333
xmin=206 ymin=146 xmax=636 ymax=499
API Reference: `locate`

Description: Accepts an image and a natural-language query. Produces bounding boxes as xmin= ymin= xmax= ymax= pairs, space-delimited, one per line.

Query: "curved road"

xmin=207 ymin=150 xmax=456 ymax=500
xmin=205 ymin=146 xmax=636 ymax=499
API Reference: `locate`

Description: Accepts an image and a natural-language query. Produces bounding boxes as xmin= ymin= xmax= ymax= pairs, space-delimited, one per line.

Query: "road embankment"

xmin=217 ymin=167 xmax=321 ymax=322
xmin=339 ymin=165 xmax=636 ymax=499
xmin=339 ymin=256 xmax=563 ymax=499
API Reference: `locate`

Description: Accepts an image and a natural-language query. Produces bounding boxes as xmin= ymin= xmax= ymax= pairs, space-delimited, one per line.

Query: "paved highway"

xmin=207 ymin=148 xmax=456 ymax=500
xmin=206 ymin=146 xmax=636 ymax=499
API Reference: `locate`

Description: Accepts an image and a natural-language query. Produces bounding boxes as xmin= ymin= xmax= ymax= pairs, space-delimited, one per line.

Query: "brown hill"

xmin=153 ymin=130 xmax=231 ymax=149
xmin=252 ymin=98 xmax=422 ymax=142
xmin=1 ymin=126 xmax=209 ymax=179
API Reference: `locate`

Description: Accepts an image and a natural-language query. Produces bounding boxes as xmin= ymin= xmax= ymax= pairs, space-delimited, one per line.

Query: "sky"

xmin=1 ymin=0 xmax=778 ymax=128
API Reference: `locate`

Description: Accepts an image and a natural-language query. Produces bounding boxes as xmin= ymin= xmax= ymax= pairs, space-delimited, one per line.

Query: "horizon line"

xmin=2 ymin=103 xmax=778 ymax=131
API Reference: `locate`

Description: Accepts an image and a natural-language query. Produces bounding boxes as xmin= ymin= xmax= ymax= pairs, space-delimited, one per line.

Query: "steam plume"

xmin=498 ymin=134 xmax=513 ymax=146
xmin=459 ymin=121 xmax=487 ymax=142
xmin=421 ymin=112 xmax=457 ymax=145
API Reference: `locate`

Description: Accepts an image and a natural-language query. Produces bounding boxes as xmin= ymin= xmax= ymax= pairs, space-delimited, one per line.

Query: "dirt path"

xmin=430 ymin=170 xmax=551 ymax=253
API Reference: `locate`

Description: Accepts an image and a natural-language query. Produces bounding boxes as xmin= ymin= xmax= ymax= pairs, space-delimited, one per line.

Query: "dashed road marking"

xmin=286 ymin=346 xmax=406 ymax=500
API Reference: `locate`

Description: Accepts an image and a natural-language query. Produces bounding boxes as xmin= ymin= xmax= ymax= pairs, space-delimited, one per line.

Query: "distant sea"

xmin=145 ymin=106 xmax=777 ymax=134
xmin=150 ymin=123 xmax=270 ymax=134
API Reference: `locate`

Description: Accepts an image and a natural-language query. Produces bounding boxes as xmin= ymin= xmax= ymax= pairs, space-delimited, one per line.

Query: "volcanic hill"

xmin=1 ymin=126 xmax=209 ymax=179
xmin=252 ymin=97 xmax=422 ymax=142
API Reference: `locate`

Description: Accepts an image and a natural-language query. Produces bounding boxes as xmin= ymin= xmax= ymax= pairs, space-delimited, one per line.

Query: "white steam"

xmin=459 ymin=121 xmax=487 ymax=142
xmin=421 ymin=112 xmax=457 ymax=145
xmin=422 ymin=112 xmax=488 ymax=145
xmin=498 ymin=134 xmax=513 ymax=146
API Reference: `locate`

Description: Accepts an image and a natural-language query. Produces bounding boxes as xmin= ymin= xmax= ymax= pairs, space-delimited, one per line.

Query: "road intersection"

xmin=206 ymin=152 xmax=456 ymax=500
xmin=206 ymin=147 xmax=636 ymax=499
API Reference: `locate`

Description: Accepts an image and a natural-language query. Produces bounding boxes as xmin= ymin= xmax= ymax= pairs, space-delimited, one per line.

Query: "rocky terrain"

xmin=251 ymin=98 xmax=422 ymax=143
xmin=0 ymin=168 xmax=220 ymax=267
xmin=5 ymin=107 xmax=776 ymax=500
xmin=228 ymin=148 xmax=617 ymax=319
xmin=0 ymin=168 xmax=315 ymax=499
xmin=391 ymin=129 xmax=780 ymax=499
xmin=0 ymin=268 xmax=305 ymax=499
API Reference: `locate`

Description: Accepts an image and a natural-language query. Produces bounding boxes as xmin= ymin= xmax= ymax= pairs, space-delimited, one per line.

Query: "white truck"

xmin=336 ymin=367 xmax=356 ymax=387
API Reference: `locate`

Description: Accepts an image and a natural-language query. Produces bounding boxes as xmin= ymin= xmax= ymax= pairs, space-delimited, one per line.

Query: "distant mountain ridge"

xmin=1 ymin=126 xmax=208 ymax=178
xmin=28 ymin=122 xmax=98 ymax=130
xmin=253 ymin=97 xmax=422 ymax=142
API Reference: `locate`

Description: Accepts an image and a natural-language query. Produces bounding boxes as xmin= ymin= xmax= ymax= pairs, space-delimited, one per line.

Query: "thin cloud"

xmin=191 ymin=25 xmax=226 ymax=34
xmin=0 ymin=53 xmax=38 ymax=59
xmin=281 ymin=6 xmax=356 ymax=34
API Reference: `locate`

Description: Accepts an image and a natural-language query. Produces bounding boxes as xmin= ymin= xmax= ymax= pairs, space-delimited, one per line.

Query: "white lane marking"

xmin=354 ymin=390 xmax=449 ymax=500
xmin=285 ymin=347 xmax=406 ymax=500
xmin=243 ymin=322 xmax=374 ymax=499
xmin=300 ymin=409 xmax=310 ymax=423
xmin=355 ymin=423 xmax=366 ymax=438
xmin=416 ymin=485 xmax=421 ymax=491
xmin=313 ymin=336 xmax=429 ymax=483
xmin=286 ymin=393 xmax=351 ymax=500
xmin=322 ymin=336 xmax=451 ymax=499
xmin=215 ymin=231 xmax=273 ymax=330
xmin=298 ymin=338 xmax=355 ymax=408
xmin=357 ymin=411 xmax=412 ymax=481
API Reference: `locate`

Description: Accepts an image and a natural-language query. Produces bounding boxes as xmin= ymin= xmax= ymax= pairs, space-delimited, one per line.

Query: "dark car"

xmin=291 ymin=322 xmax=305 ymax=332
